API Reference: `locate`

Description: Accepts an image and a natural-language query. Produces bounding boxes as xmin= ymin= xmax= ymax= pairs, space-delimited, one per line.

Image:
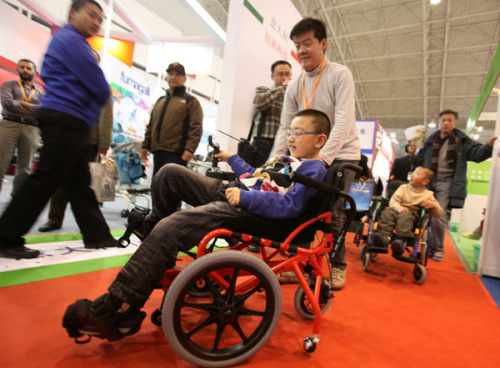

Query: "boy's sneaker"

xmin=330 ymin=268 xmax=346 ymax=290
xmin=63 ymin=293 xmax=146 ymax=342
xmin=432 ymin=251 xmax=444 ymax=262
xmin=462 ymin=232 xmax=480 ymax=240
xmin=390 ymin=239 xmax=406 ymax=256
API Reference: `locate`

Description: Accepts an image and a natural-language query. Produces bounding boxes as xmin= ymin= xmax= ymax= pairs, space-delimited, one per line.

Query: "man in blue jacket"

xmin=0 ymin=0 xmax=117 ymax=259
xmin=416 ymin=110 xmax=497 ymax=261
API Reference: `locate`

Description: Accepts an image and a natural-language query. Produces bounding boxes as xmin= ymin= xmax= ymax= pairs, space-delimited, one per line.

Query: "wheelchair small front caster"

xmin=121 ymin=209 xmax=130 ymax=218
xmin=303 ymin=336 xmax=318 ymax=353
xmin=151 ymin=308 xmax=162 ymax=326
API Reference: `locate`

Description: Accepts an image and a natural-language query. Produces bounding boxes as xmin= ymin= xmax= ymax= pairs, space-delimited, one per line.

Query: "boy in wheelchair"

xmin=63 ymin=109 xmax=331 ymax=342
xmin=372 ymin=167 xmax=443 ymax=256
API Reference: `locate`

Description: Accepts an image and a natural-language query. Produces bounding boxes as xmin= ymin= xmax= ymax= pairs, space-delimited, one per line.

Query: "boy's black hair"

xmin=271 ymin=60 xmax=291 ymax=73
xmin=290 ymin=18 xmax=327 ymax=43
xmin=439 ymin=109 xmax=458 ymax=119
xmin=295 ymin=109 xmax=331 ymax=139
xmin=71 ymin=0 xmax=103 ymax=13
xmin=17 ymin=59 xmax=36 ymax=72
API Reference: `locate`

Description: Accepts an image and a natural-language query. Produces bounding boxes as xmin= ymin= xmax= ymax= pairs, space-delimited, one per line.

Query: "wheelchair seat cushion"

xmin=222 ymin=193 xmax=327 ymax=244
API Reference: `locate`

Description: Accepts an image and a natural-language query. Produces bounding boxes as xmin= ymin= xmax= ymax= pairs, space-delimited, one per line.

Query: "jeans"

xmin=108 ymin=164 xmax=256 ymax=308
xmin=431 ymin=178 xmax=452 ymax=253
xmin=329 ymin=159 xmax=358 ymax=270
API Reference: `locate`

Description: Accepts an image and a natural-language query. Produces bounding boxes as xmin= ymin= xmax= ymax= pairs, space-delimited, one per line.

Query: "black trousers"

xmin=46 ymin=144 xmax=99 ymax=226
xmin=152 ymin=150 xmax=187 ymax=177
xmin=0 ymin=109 xmax=111 ymax=248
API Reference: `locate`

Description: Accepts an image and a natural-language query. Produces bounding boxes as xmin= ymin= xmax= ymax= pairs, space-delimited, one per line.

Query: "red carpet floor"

xmin=1 ymin=233 xmax=499 ymax=368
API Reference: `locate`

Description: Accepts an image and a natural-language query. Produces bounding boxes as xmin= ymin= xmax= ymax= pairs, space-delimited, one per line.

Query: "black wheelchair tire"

xmin=413 ymin=264 xmax=427 ymax=284
xmin=294 ymin=279 xmax=333 ymax=320
xmin=162 ymin=250 xmax=282 ymax=367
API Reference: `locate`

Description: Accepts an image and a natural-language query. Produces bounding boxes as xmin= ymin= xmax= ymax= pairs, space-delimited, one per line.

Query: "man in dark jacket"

xmin=416 ymin=109 xmax=497 ymax=261
xmin=141 ymin=62 xmax=203 ymax=177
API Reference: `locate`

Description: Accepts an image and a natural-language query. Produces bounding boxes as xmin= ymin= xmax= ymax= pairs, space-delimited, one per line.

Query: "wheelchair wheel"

xmin=413 ymin=264 xmax=427 ymax=284
xmin=162 ymin=250 xmax=282 ymax=368
xmin=294 ymin=278 xmax=333 ymax=320
xmin=362 ymin=252 xmax=371 ymax=271
xmin=360 ymin=244 xmax=367 ymax=260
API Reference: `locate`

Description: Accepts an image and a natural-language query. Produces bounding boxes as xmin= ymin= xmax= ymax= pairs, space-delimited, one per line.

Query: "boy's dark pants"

xmin=108 ymin=164 xmax=256 ymax=308
xmin=378 ymin=207 xmax=418 ymax=239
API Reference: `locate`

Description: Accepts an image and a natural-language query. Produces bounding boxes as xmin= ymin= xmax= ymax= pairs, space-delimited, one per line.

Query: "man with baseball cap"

xmin=141 ymin=62 xmax=203 ymax=177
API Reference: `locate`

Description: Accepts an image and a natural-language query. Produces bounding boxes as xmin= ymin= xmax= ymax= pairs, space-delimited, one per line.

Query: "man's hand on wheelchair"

xmin=421 ymin=200 xmax=436 ymax=210
xmin=215 ymin=150 xmax=234 ymax=162
xmin=225 ymin=187 xmax=241 ymax=206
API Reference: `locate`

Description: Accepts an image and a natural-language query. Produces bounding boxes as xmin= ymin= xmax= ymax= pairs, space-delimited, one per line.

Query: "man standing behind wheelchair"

xmin=415 ymin=110 xmax=497 ymax=262
xmin=269 ymin=18 xmax=360 ymax=290
xmin=372 ymin=167 xmax=443 ymax=255
xmin=63 ymin=109 xmax=330 ymax=343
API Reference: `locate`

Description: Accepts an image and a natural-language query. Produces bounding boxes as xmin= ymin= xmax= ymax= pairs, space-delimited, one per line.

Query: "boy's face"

xmin=287 ymin=116 xmax=325 ymax=159
xmin=293 ymin=30 xmax=327 ymax=72
xmin=69 ymin=2 xmax=103 ymax=38
xmin=409 ymin=168 xmax=430 ymax=188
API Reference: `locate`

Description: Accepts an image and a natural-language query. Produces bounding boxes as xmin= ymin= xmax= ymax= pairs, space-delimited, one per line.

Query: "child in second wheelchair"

xmin=372 ymin=166 xmax=443 ymax=257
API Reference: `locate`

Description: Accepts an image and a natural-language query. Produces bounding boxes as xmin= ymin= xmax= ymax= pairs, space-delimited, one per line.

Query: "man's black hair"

xmin=295 ymin=109 xmax=331 ymax=139
xmin=439 ymin=109 xmax=458 ymax=119
xmin=71 ymin=0 xmax=103 ymax=12
xmin=18 ymin=59 xmax=36 ymax=72
xmin=271 ymin=60 xmax=291 ymax=73
xmin=290 ymin=17 xmax=327 ymax=42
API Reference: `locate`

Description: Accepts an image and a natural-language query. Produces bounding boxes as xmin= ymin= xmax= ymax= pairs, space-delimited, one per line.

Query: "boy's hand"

xmin=225 ymin=187 xmax=241 ymax=206
xmin=399 ymin=207 xmax=409 ymax=213
xmin=215 ymin=150 xmax=234 ymax=162
xmin=421 ymin=200 xmax=435 ymax=210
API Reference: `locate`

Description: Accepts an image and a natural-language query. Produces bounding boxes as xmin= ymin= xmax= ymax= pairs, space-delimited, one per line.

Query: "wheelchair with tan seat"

xmin=354 ymin=180 xmax=431 ymax=284
xmin=136 ymin=161 xmax=361 ymax=367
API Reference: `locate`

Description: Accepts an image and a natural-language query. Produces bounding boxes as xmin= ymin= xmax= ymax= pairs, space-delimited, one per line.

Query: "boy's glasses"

xmin=287 ymin=130 xmax=321 ymax=139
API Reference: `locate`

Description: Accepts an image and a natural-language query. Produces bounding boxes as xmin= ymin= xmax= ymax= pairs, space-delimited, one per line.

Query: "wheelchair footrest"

xmin=368 ymin=246 xmax=388 ymax=254
xmin=392 ymin=254 xmax=418 ymax=264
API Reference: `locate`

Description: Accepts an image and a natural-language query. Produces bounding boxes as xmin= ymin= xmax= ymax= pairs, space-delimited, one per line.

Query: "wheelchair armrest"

xmin=206 ymin=169 xmax=236 ymax=181
xmin=291 ymin=171 xmax=342 ymax=198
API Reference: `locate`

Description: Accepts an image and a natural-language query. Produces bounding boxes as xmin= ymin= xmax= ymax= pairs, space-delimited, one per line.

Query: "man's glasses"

xmin=287 ymin=130 xmax=321 ymax=139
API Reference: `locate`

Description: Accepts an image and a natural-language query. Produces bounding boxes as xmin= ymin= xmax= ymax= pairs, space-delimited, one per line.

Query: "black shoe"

xmin=372 ymin=233 xmax=389 ymax=248
xmin=128 ymin=210 xmax=155 ymax=241
xmin=0 ymin=245 xmax=40 ymax=259
xmin=38 ymin=222 xmax=62 ymax=232
xmin=390 ymin=239 xmax=406 ymax=256
xmin=85 ymin=238 xmax=121 ymax=249
xmin=63 ymin=293 xmax=146 ymax=343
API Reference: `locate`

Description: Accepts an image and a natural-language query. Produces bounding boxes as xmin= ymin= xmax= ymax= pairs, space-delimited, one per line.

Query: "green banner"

xmin=467 ymin=160 xmax=491 ymax=195
xmin=466 ymin=43 xmax=500 ymax=134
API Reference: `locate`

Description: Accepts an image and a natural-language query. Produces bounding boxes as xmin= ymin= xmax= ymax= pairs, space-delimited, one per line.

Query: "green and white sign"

xmin=467 ymin=160 xmax=491 ymax=195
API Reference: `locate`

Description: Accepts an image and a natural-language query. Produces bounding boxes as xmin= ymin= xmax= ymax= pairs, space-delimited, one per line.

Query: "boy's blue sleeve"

xmin=238 ymin=160 xmax=326 ymax=219
xmin=228 ymin=155 xmax=257 ymax=176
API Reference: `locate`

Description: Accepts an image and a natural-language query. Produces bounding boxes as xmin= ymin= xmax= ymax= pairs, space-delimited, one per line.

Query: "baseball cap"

xmin=166 ymin=62 xmax=186 ymax=75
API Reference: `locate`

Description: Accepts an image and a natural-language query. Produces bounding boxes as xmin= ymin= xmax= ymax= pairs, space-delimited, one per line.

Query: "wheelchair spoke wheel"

xmin=163 ymin=251 xmax=282 ymax=368
xmin=413 ymin=264 xmax=427 ymax=284
xmin=294 ymin=278 xmax=333 ymax=320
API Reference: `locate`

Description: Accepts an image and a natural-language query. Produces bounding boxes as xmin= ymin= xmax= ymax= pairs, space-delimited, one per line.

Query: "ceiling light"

xmin=473 ymin=134 xmax=479 ymax=140
xmin=390 ymin=132 xmax=396 ymax=138
xmin=428 ymin=122 xmax=436 ymax=128
xmin=184 ymin=0 xmax=226 ymax=42
xmin=477 ymin=126 xmax=483 ymax=132
xmin=430 ymin=0 xmax=442 ymax=5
